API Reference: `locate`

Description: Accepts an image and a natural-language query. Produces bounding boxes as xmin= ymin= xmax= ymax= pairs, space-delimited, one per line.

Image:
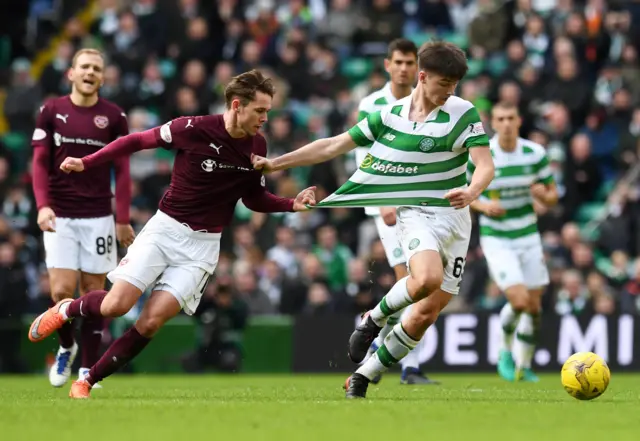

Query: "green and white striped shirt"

xmin=469 ymin=136 xmax=554 ymax=245
xmin=356 ymin=82 xmax=409 ymax=215
xmin=317 ymin=94 xmax=489 ymax=210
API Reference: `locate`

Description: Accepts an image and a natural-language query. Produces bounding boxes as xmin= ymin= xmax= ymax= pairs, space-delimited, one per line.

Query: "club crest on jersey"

xmin=419 ymin=137 xmax=435 ymax=152
xmin=201 ymin=159 xmax=217 ymax=172
xmin=94 ymin=115 xmax=109 ymax=129
xmin=261 ymin=175 xmax=266 ymax=187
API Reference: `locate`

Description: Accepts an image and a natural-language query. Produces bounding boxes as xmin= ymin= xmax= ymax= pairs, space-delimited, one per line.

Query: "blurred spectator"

xmin=555 ymin=270 xmax=590 ymax=315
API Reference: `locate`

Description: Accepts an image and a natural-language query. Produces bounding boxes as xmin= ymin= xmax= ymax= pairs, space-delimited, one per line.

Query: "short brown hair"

xmin=491 ymin=101 xmax=520 ymax=116
xmin=418 ymin=41 xmax=468 ymax=80
xmin=72 ymin=48 xmax=104 ymax=67
xmin=387 ymin=39 xmax=418 ymax=60
xmin=224 ymin=69 xmax=275 ymax=108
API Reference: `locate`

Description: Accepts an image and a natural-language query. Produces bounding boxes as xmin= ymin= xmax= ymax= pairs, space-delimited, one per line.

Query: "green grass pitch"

xmin=1 ymin=373 xmax=639 ymax=440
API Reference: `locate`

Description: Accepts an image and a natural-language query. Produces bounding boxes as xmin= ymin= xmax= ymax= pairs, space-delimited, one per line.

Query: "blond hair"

xmin=71 ymin=48 xmax=104 ymax=67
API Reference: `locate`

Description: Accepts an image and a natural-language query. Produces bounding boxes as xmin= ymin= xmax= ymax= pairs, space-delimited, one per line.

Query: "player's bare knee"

xmin=411 ymin=270 xmax=442 ymax=299
xmin=506 ymin=285 xmax=529 ymax=312
xmin=51 ymin=290 xmax=74 ymax=303
xmin=135 ymin=316 xmax=164 ymax=338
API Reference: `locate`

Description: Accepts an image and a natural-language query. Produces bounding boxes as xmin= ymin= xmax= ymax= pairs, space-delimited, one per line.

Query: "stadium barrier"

xmin=12 ymin=312 xmax=639 ymax=374
xmin=292 ymin=312 xmax=639 ymax=373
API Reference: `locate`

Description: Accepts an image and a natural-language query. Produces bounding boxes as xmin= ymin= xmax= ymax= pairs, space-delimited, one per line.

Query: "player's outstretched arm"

xmin=60 ymin=130 xmax=158 ymax=173
xmin=252 ymin=132 xmax=357 ymax=173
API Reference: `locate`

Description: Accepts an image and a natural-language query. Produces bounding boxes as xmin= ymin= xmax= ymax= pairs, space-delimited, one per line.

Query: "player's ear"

xmin=418 ymin=71 xmax=426 ymax=83
xmin=383 ymin=58 xmax=391 ymax=74
xmin=231 ymin=99 xmax=240 ymax=113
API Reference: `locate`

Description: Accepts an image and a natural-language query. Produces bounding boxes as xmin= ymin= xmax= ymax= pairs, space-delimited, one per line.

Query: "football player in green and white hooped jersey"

xmin=251 ymin=42 xmax=495 ymax=399
xmin=468 ymin=102 xmax=558 ymax=383
xmin=357 ymin=38 xmax=439 ymax=386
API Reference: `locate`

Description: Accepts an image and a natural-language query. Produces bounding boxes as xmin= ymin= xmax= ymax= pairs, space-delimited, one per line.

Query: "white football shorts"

xmin=480 ymin=235 xmax=549 ymax=291
xmin=44 ymin=215 xmax=117 ymax=274
xmin=108 ymin=210 xmax=220 ymax=315
xmin=396 ymin=206 xmax=472 ymax=295
xmin=374 ymin=215 xmax=406 ymax=268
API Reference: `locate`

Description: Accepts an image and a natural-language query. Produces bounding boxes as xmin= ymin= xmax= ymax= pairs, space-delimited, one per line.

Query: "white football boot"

xmin=49 ymin=343 xmax=78 ymax=387
xmin=78 ymin=368 xmax=102 ymax=389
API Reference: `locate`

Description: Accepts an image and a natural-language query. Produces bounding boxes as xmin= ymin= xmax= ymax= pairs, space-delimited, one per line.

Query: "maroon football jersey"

xmin=152 ymin=115 xmax=291 ymax=232
xmin=32 ymin=96 xmax=128 ymax=218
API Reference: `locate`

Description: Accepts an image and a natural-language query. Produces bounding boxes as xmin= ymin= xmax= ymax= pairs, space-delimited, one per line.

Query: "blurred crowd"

xmin=2 ymin=0 xmax=640 ymax=339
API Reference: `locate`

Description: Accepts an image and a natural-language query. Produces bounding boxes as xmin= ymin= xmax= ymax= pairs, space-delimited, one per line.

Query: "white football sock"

xmin=515 ymin=313 xmax=538 ymax=369
xmin=356 ymin=323 xmax=418 ymax=380
xmin=499 ymin=303 xmax=520 ymax=352
xmin=370 ymin=277 xmax=413 ymax=327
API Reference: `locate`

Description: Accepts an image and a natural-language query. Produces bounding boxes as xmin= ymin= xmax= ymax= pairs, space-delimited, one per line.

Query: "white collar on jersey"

xmin=490 ymin=135 xmax=524 ymax=153
xmin=398 ymin=91 xmax=441 ymax=123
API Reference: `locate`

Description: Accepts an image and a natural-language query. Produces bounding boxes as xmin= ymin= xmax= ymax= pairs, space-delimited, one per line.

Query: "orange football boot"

xmin=28 ymin=299 xmax=72 ymax=342
xmin=69 ymin=380 xmax=92 ymax=399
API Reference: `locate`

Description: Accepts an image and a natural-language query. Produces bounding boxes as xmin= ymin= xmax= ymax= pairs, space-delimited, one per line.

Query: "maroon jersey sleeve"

xmin=114 ymin=110 xmax=129 ymax=139
xmin=154 ymin=116 xmax=203 ymax=150
xmin=113 ymin=110 xmax=131 ymax=224
xmin=31 ymin=102 xmax=54 ymax=209
xmin=241 ymin=136 xmax=295 ymax=213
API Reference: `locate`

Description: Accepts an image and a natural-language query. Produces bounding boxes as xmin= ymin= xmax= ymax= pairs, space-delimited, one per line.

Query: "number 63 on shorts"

xmin=397 ymin=206 xmax=472 ymax=295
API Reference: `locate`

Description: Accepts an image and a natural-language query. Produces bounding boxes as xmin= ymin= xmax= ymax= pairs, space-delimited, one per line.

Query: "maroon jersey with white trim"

xmin=153 ymin=115 xmax=280 ymax=232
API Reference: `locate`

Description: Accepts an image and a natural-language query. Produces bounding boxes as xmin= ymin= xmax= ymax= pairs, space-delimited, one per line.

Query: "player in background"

xmin=468 ymin=102 xmax=557 ymax=382
xmin=28 ymin=69 xmax=316 ymax=399
xmin=31 ymin=48 xmax=134 ymax=388
xmin=253 ymin=42 xmax=495 ymax=398
xmin=357 ymin=38 xmax=438 ymax=385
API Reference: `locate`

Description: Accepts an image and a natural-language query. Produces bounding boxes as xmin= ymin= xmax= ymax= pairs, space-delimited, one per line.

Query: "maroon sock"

xmin=51 ymin=299 xmax=75 ymax=349
xmin=67 ymin=290 xmax=107 ymax=318
xmin=86 ymin=327 xmax=151 ymax=385
xmin=80 ymin=317 xmax=105 ymax=367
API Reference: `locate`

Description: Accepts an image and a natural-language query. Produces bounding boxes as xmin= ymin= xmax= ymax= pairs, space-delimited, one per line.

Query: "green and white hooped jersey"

xmin=469 ymin=136 xmax=554 ymax=247
xmin=355 ymin=82 xmax=407 ymax=215
xmin=317 ymin=94 xmax=489 ymax=211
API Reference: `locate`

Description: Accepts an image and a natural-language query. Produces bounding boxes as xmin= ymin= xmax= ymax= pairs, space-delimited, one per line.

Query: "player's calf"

xmin=514 ymin=288 xmax=543 ymax=382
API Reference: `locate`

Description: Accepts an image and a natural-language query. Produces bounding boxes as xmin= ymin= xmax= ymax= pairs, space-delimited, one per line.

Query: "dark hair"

xmin=418 ymin=41 xmax=468 ymax=80
xmin=224 ymin=69 xmax=275 ymax=108
xmin=387 ymin=38 xmax=418 ymax=60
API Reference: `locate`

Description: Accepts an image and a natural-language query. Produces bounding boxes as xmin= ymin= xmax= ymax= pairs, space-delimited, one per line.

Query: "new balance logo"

xmin=56 ymin=114 xmax=69 ymax=123
xmin=383 ymin=133 xmax=396 ymax=142
xmin=209 ymin=143 xmax=222 ymax=154
xmin=185 ymin=119 xmax=194 ymax=128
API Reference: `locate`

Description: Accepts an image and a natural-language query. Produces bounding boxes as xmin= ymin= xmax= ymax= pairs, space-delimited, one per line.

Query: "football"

xmin=561 ymin=352 xmax=611 ymax=400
